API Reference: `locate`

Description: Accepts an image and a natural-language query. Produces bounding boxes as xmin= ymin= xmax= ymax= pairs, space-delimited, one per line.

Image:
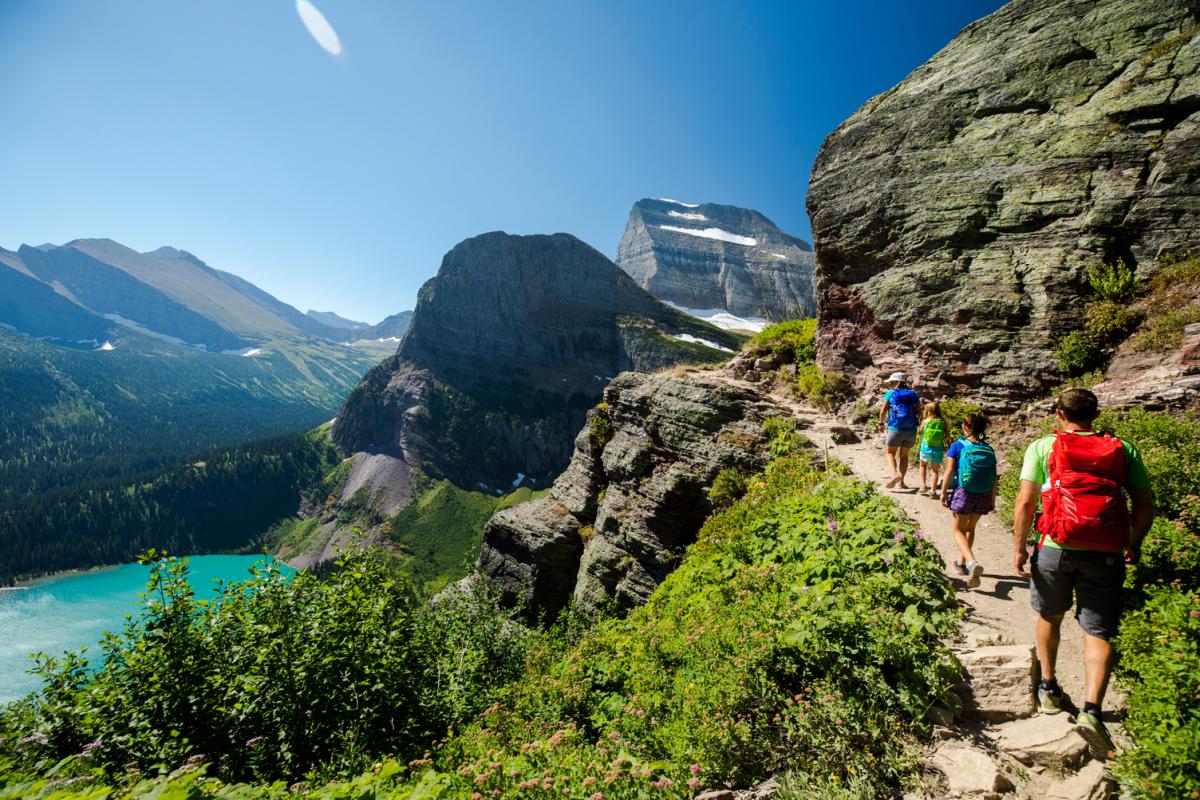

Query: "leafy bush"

xmin=0 ymin=550 xmax=529 ymax=785
xmin=1095 ymin=407 xmax=1200 ymax=519
xmin=708 ymin=467 xmax=748 ymax=509
xmin=1112 ymin=586 xmax=1200 ymax=798
xmin=794 ymin=363 xmax=851 ymax=411
xmin=1137 ymin=497 xmax=1200 ymax=592
xmin=1086 ymin=261 xmax=1137 ymax=303
xmin=1127 ymin=255 xmax=1200 ymax=354
xmin=589 ymin=402 xmax=613 ymax=447
xmin=745 ymin=319 xmax=817 ymax=364
xmin=936 ymin=398 xmax=983 ymax=445
xmin=1055 ymin=301 xmax=1144 ymax=376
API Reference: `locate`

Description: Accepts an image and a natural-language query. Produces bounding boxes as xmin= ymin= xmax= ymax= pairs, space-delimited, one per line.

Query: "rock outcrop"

xmin=617 ymin=198 xmax=816 ymax=322
xmin=475 ymin=368 xmax=789 ymax=620
xmin=808 ymin=0 xmax=1200 ymax=407
xmin=330 ymin=232 xmax=743 ymax=514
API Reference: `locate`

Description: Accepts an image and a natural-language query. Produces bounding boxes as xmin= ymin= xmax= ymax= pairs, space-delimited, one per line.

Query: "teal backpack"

xmin=922 ymin=419 xmax=945 ymax=448
xmin=957 ymin=440 xmax=997 ymax=494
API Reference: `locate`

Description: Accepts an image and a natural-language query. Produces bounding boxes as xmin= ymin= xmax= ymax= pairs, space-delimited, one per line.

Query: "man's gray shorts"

xmin=1030 ymin=545 xmax=1125 ymax=640
xmin=885 ymin=428 xmax=917 ymax=448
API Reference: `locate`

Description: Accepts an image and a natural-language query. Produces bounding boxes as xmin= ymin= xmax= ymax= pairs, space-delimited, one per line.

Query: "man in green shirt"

xmin=1012 ymin=388 xmax=1155 ymax=759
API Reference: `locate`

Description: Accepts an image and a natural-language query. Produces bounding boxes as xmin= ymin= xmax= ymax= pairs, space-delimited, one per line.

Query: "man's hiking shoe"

xmin=1037 ymin=684 xmax=1064 ymax=715
xmin=1075 ymin=710 xmax=1115 ymax=760
xmin=966 ymin=560 xmax=983 ymax=589
xmin=952 ymin=559 xmax=969 ymax=577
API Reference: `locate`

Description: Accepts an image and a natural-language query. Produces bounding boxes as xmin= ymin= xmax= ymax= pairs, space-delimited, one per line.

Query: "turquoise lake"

xmin=0 ymin=555 xmax=291 ymax=705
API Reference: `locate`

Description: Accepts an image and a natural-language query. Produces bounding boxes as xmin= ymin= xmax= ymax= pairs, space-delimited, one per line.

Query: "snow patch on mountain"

xmin=656 ymin=225 xmax=757 ymax=247
xmin=656 ymin=198 xmax=699 ymax=208
xmin=667 ymin=210 xmax=707 ymax=221
xmin=96 ymin=341 xmax=115 ymax=351
xmin=666 ymin=303 xmax=768 ymax=333
xmin=673 ymin=333 xmax=735 ymax=353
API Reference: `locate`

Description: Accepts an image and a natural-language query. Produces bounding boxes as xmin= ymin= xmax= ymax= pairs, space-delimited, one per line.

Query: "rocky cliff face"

xmin=807 ymin=0 xmax=1200 ymax=407
xmin=330 ymin=232 xmax=743 ymax=513
xmin=475 ymin=368 xmax=789 ymax=620
xmin=616 ymin=198 xmax=816 ymax=322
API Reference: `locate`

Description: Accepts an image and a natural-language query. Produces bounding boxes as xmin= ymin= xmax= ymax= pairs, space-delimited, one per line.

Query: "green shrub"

xmin=1127 ymin=256 xmax=1200 ymax=353
xmin=1137 ymin=497 xmax=1200 ymax=592
xmin=745 ymin=319 xmax=817 ymax=364
xmin=1086 ymin=261 xmax=1137 ymax=303
xmin=0 ymin=550 xmax=529 ymax=785
xmin=708 ymin=467 xmax=748 ymax=509
xmin=1054 ymin=329 xmax=1093 ymax=375
xmin=589 ymin=402 xmax=613 ymax=447
xmin=1112 ymin=586 xmax=1200 ymax=798
xmin=795 ymin=363 xmax=851 ymax=411
xmin=1055 ymin=302 xmax=1145 ymax=377
xmin=936 ymin=398 xmax=983 ymax=445
xmin=1096 ymin=407 xmax=1200 ymax=519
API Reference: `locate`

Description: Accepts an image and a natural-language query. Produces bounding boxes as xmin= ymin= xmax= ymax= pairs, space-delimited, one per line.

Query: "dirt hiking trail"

xmin=694 ymin=369 xmax=1124 ymax=796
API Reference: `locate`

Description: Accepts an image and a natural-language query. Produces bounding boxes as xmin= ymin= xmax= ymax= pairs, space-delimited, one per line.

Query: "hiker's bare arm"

xmin=878 ymin=401 xmax=888 ymax=427
xmin=1127 ymin=487 xmax=1155 ymax=563
xmin=939 ymin=458 xmax=955 ymax=504
xmin=1012 ymin=479 xmax=1039 ymax=577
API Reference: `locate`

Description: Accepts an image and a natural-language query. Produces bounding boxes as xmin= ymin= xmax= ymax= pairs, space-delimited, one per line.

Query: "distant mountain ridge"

xmin=0 ymin=238 xmax=408 ymax=350
xmin=616 ymin=198 xmax=817 ymax=322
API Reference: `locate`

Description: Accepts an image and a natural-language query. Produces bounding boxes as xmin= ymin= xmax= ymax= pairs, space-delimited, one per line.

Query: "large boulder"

xmin=808 ymin=0 xmax=1200 ymax=407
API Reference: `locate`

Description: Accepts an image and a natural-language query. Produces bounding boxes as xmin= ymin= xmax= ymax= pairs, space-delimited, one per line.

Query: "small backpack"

xmin=957 ymin=440 xmax=997 ymax=494
xmin=922 ymin=419 xmax=946 ymax=448
xmin=886 ymin=389 xmax=919 ymax=430
xmin=1037 ymin=431 xmax=1130 ymax=551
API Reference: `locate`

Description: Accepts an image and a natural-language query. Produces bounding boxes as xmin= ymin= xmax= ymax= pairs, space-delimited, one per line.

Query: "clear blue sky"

xmin=0 ymin=0 xmax=1006 ymax=323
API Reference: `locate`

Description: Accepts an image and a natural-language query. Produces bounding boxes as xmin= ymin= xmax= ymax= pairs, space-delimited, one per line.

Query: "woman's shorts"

xmin=919 ymin=444 xmax=944 ymax=464
xmin=885 ymin=428 xmax=917 ymax=448
xmin=949 ymin=488 xmax=994 ymax=516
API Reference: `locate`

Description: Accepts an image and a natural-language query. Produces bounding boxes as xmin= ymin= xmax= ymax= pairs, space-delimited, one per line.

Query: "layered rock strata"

xmin=475 ymin=369 xmax=788 ymax=621
xmin=617 ymin=198 xmax=816 ymax=322
xmin=807 ymin=0 xmax=1200 ymax=407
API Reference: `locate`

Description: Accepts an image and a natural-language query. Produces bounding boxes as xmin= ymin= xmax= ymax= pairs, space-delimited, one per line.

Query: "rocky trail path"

xmin=694 ymin=369 xmax=1120 ymax=799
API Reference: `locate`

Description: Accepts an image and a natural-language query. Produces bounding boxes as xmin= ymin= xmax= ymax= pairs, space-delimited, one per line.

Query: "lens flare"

xmin=296 ymin=0 xmax=343 ymax=57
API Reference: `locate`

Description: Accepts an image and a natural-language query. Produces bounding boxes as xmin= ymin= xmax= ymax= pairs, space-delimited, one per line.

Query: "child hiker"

xmin=917 ymin=402 xmax=946 ymax=497
xmin=939 ymin=411 xmax=998 ymax=589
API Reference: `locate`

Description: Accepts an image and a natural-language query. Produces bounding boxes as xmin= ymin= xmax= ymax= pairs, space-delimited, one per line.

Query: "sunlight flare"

xmin=296 ymin=0 xmax=343 ymax=57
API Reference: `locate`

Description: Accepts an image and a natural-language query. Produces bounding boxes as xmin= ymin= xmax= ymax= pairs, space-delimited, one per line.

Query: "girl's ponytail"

xmin=963 ymin=411 xmax=989 ymax=440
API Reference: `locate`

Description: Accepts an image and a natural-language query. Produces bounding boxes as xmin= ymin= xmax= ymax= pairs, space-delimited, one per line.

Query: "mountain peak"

xmin=617 ymin=199 xmax=816 ymax=320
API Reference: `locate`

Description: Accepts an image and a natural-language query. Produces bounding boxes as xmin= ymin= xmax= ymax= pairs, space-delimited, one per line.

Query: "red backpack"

xmin=1038 ymin=431 xmax=1130 ymax=551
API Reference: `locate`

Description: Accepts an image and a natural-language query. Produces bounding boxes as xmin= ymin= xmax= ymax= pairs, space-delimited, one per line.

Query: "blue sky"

xmin=0 ymin=0 xmax=1006 ymax=323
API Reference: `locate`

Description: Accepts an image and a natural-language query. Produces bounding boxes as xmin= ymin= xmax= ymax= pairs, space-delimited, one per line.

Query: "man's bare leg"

xmin=1037 ymin=612 xmax=1064 ymax=682
xmin=1083 ymin=633 xmax=1115 ymax=707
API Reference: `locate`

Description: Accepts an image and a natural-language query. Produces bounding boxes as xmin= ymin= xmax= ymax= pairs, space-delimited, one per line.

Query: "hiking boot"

xmin=1075 ymin=710 xmax=1115 ymax=760
xmin=952 ymin=559 xmax=969 ymax=577
xmin=966 ymin=560 xmax=983 ymax=589
xmin=1037 ymin=683 xmax=1064 ymax=715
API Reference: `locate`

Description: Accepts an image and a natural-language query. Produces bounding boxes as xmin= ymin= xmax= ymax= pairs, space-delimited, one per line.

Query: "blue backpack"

xmin=957 ymin=440 xmax=997 ymax=494
xmin=886 ymin=389 xmax=919 ymax=430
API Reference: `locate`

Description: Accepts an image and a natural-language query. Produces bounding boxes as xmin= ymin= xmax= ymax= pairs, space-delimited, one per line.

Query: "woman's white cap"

xmin=885 ymin=371 xmax=908 ymax=384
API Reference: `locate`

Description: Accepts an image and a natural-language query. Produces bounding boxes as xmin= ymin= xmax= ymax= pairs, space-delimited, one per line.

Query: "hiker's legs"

xmin=897 ymin=447 xmax=911 ymax=487
xmin=1083 ymin=632 xmax=1115 ymax=707
xmin=1036 ymin=612 xmax=1065 ymax=681
xmin=1074 ymin=552 xmax=1125 ymax=707
xmin=884 ymin=445 xmax=900 ymax=484
xmin=918 ymin=461 xmax=928 ymax=489
xmin=951 ymin=513 xmax=980 ymax=563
